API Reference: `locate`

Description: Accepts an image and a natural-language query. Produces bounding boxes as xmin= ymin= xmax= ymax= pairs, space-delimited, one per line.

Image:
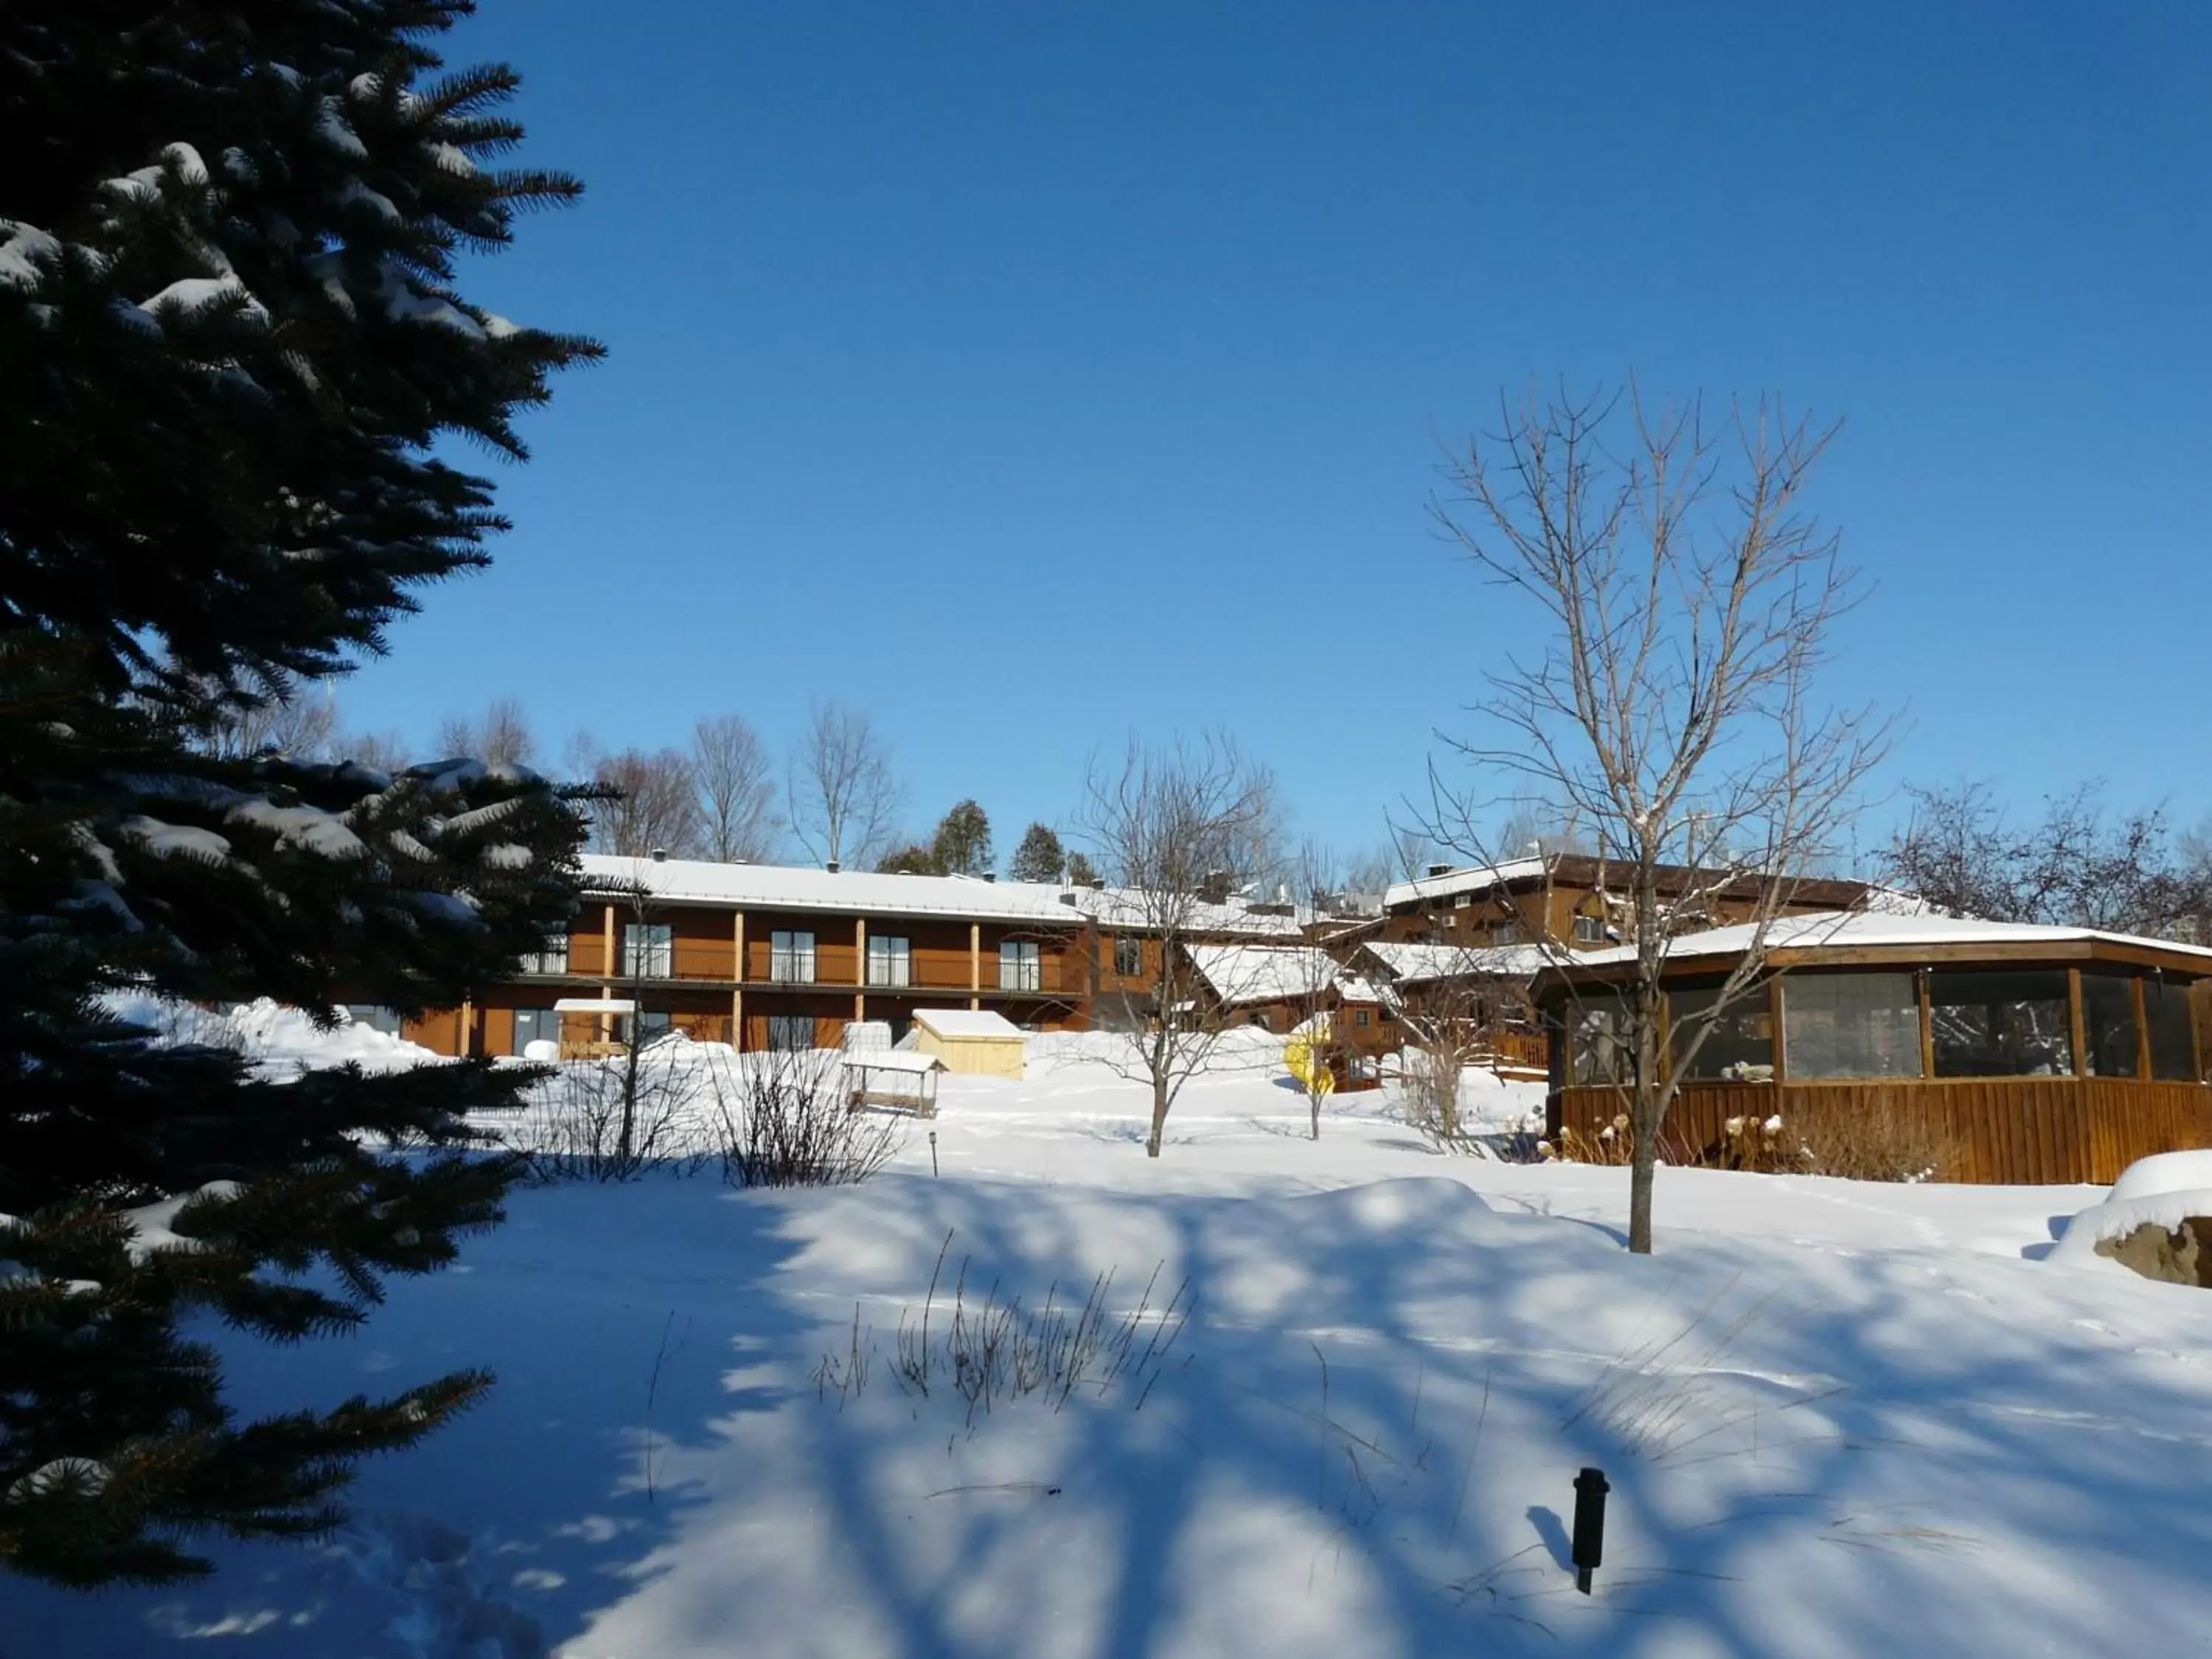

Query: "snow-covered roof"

xmin=840 ymin=1049 xmax=943 ymax=1074
xmin=1185 ymin=945 xmax=1387 ymax=1009
xmin=580 ymin=855 xmax=1088 ymax=925
xmin=1081 ymin=886 xmax=1309 ymax=940
xmin=1382 ymin=858 xmax=1551 ymax=910
xmin=552 ymin=996 xmax=636 ymax=1015
xmin=1561 ymin=909 xmax=2212 ymax=970
xmin=578 ymin=856 xmax=1307 ymax=937
xmin=1361 ymin=941 xmax=1554 ymax=985
xmin=912 ymin=1007 xmax=1027 ymax=1040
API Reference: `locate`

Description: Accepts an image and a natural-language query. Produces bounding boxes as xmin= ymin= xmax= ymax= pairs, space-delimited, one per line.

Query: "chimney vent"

xmin=825 ymin=859 xmax=841 ymax=874
xmin=983 ymin=872 xmax=997 ymax=883
xmin=651 ymin=846 xmax=667 ymax=863
xmin=1426 ymin=862 xmax=1454 ymax=879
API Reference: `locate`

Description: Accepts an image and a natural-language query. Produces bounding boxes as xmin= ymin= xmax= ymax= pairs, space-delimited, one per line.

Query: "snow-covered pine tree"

xmin=1008 ymin=821 xmax=1067 ymax=883
xmin=0 ymin=1 xmax=600 ymax=1587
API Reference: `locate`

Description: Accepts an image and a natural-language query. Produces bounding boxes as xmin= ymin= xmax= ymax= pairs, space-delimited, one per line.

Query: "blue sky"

xmin=345 ymin=0 xmax=2212 ymax=867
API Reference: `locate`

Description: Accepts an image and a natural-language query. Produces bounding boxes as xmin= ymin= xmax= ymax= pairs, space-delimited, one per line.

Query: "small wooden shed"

xmin=912 ymin=1007 xmax=1029 ymax=1078
xmin=842 ymin=1049 xmax=944 ymax=1117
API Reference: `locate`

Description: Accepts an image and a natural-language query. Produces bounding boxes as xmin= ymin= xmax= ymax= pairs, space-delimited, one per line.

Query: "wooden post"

xmin=2134 ymin=974 xmax=2152 ymax=1083
xmin=1917 ymin=970 xmax=1935 ymax=1079
xmin=460 ymin=995 xmax=476 ymax=1059
xmin=855 ymin=917 xmax=866 ymax=1024
xmin=1768 ymin=974 xmax=1787 ymax=1083
xmin=731 ymin=908 xmax=746 ymax=1051
xmin=2067 ymin=967 xmax=2088 ymax=1077
xmin=970 ymin=922 xmax=981 ymax=1012
xmin=600 ymin=902 xmax=617 ymax=1040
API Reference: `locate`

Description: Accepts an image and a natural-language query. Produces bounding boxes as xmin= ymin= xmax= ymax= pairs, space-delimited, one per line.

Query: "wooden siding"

xmin=1553 ymin=1078 xmax=2212 ymax=1186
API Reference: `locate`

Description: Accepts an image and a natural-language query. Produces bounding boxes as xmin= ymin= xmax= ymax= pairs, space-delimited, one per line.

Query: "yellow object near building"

xmin=1285 ymin=1026 xmax=1335 ymax=1095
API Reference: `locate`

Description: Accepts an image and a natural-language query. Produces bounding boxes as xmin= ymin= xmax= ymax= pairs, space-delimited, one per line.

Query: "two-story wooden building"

xmin=386 ymin=855 xmax=1307 ymax=1059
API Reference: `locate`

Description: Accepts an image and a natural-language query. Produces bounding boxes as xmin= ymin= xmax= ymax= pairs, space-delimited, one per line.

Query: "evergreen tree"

xmin=0 ymin=0 xmax=599 ymax=1587
xmin=1009 ymin=821 xmax=1067 ymax=883
xmin=931 ymin=799 xmax=993 ymax=877
xmin=875 ymin=842 xmax=940 ymax=876
xmin=1067 ymin=851 xmax=1102 ymax=886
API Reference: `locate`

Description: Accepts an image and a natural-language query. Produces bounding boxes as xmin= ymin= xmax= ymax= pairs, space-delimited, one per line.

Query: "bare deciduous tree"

xmin=1080 ymin=735 xmax=1273 ymax=1158
xmin=437 ymin=696 xmax=535 ymax=770
xmin=594 ymin=747 xmax=706 ymax=858
xmin=692 ymin=713 xmax=782 ymax=863
xmin=1886 ymin=780 xmax=2212 ymax=941
xmin=788 ymin=700 xmax=902 ymax=870
xmin=1428 ymin=383 xmax=1890 ymax=1253
xmin=192 ymin=675 xmax=339 ymax=760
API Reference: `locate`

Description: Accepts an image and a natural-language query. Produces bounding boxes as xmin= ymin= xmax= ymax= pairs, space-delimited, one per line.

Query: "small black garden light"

xmin=1571 ymin=1466 xmax=1610 ymax=1593
xmin=928 ymin=1130 xmax=939 ymax=1178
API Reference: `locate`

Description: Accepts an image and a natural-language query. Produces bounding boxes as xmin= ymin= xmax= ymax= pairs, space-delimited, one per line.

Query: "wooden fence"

xmin=1553 ymin=1077 xmax=2212 ymax=1186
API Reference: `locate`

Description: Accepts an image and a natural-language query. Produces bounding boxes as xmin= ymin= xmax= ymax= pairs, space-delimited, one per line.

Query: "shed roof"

xmin=1382 ymin=854 xmax=1874 ymax=914
xmin=911 ymin=1007 xmax=1027 ymax=1040
xmin=841 ymin=1049 xmax=944 ymax=1075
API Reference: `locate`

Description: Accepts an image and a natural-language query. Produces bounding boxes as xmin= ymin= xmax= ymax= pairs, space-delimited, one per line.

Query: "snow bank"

xmin=103 ymin=992 xmax=439 ymax=1078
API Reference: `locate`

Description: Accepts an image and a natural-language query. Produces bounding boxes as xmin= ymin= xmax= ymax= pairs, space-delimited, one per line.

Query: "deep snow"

xmin=7 ymin=1022 xmax=2212 ymax=1658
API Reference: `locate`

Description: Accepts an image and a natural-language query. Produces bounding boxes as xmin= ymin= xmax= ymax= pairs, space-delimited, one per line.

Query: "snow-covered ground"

xmin=9 ymin=1026 xmax=2212 ymax=1658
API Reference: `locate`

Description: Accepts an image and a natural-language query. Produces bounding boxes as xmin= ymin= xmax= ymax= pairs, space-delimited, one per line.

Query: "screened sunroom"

xmin=1537 ymin=911 xmax=2212 ymax=1184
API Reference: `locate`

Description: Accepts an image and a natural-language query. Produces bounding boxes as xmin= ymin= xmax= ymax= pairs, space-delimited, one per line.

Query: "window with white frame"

xmin=622 ymin=922 xmax=672 ymax=978
xmin=770 ymin=930 xmax=816 ymax=984
xmin=1113 ymin=936 xmax=1144 ymax=978
xmin=1572 ymin=914 xmax=1606 ymax=945
xmin=1000 ymin=939 xmax=1041 ymax=992
xmin=867 ymin=934 xmax=912 ymax=987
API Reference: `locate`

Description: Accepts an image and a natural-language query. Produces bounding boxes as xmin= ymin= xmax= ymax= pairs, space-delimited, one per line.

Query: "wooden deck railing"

xmin=1553 ymin=1077 xmax=2212 ymax=1185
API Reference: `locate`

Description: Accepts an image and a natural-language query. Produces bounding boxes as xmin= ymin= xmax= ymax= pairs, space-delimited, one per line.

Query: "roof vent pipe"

xmin=984 ymin=872 xmax=997 ymax=883
xmin=825 ymin=859 xmax=840 ymax=874
xmin=651 ymin=846 xmax=667 ymax=862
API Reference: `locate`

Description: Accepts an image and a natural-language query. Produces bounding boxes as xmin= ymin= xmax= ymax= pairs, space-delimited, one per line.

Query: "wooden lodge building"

xmin=1380 ymin=854 xmax=1873 ymax=951
xmin=383 ymin=854 xmax=1304 ymax=1059
xmin=1534 ymin=910 xmax=2212 ymax=1186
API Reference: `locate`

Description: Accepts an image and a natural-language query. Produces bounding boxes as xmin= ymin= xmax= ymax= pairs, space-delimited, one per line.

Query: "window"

xmin=2081 ymin=971 xmax=2139 ymax=1078
xmin=1354 ymin=1008 xmax=1371 ymax=1029
xmin=1930 ymin=970 xmax=2072 ymax=1077
xmin=512 ymin=1007 xmax=560 ymax=1054
xmin=1491 ymin=919 xmax=1526 ymax=945
xmin=1113 ymin=936 xmax=1144 ymax=978
xmin=1453 ymin=892 xmax=1472 ymax=909
xmin=620 ymin=1009 xmax=672 ymax=1043
xmin=518 ymin=933 xmax=570 ymax=975
xmin=346 ymin=1004 xmax=402 ymax=1037
xmin=2144 ymin=977 xmax=2199 ymax=1081
xmin=1566 ymin=992 xmax=1633 ymax=1086
xmin=1782 ymin=973 xmax=1920 ymax=1078
xmin=1573 ymin=914 xmax=1607 ymax=945
xmin=767 ymin=1014 xmax=815 ymax=1051
xmin=623 ymin=922 xmax=672 ymax=978
xmin=867 ymin=934 xmax=912 ymax=987
xmin=770 ymin=930 xmax=816 ymax=984
xmin=1667 ymin=979 xmax=1774 ymax=1081
xmin=1000 ymin=939 xmax=1041 ymax=992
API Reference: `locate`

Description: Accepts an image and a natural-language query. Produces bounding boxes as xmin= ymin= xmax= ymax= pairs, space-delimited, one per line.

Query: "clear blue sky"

xmin=343 ymin=0 xmax=2212 ymax=866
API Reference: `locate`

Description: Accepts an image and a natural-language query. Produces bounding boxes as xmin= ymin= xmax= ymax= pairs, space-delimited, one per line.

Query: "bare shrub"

xmin=821 ymin=1231 xmax=1196 ymax=1427
xmin=716 ymin=1047 xmax=905 ymax=1189
xmin=512 ymin=1037 xmax=714 ymax=1183
xmin=1400 ymin=1051 xmax=1480 ymax=1154
xmin=1782 ymin=1093 xmax=1952 ymax=1183
xmin=1548 ymin=1115 xmax=1635 ymax=1166
xmin=1562 ymin=1283 xmax=1840 ymax=1465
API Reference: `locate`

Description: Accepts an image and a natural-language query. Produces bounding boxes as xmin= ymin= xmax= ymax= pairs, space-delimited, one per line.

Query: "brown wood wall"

xmin=1553 ymin=1078 xmax=2212 ymax=1185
